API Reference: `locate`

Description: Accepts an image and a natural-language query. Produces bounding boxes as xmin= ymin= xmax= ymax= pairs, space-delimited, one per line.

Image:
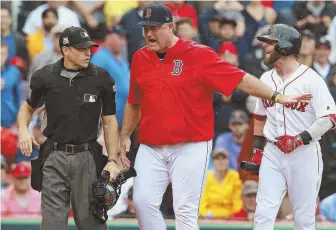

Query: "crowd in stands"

xmin=1 ymin=0 xmax=336 ymax=224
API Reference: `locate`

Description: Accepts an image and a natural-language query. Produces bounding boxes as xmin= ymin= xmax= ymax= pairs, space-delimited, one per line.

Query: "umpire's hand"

xmin=19 ymin=129 xmax=39 ymax=156
xmin=103 ymin=161 xmax=121 ymax=183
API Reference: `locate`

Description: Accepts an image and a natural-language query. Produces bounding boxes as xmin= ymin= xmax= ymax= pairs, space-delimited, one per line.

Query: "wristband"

xmin=271 ymin=92 xmax=281 ymax=103
xmin=298 ymin=131 xmax=312 ymax=145
xmin=254 ymin=135 xmax=266 ymax=150
xmin=108 ymin=159 xmax=118 ymax=164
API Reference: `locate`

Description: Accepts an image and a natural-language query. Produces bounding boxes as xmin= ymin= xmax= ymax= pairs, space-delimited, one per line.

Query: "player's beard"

xmin=263 ymin=49 xmax=280 ymax=66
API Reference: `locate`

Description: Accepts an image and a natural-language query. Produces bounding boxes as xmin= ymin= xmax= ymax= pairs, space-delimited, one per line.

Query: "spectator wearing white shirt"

xmin=327 ymin=16 xmax=336 ymax=64
xmin=22 ymin=1 xmax=80 ymax=36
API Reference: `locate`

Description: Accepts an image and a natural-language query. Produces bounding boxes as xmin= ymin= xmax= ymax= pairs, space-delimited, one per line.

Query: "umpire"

xmin=17 ymin=27 xmax=129 ymax=230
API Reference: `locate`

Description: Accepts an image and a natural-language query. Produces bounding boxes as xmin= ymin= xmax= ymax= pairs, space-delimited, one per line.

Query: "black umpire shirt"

xmin=27 ymin=58 xmax=116 ymax=144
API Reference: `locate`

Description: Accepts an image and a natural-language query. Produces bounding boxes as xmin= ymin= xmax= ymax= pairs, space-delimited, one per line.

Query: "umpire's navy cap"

xmin=135 ymin=3 xmax=173 ymax=27
xmin=59 ymin=26 xmax=99 ymax=49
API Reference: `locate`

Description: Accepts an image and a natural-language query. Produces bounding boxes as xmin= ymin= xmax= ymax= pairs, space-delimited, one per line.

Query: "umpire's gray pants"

xmin=40 ymin=150 xmax=108 ymax=230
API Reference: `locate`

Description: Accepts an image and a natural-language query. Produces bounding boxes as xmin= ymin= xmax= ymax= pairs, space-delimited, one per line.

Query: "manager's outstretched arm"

xmin=119 ymin=103 xmax=141 ymax=156
xmin=236 ymin=73 xmax=312 ymax=104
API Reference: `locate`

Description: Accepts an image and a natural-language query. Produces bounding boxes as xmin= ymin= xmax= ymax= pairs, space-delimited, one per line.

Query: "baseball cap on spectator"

xmin=242 ymin=180 xmax=258 ymax=195
xmin=107 ymin=25 xmax=126 ymax=36
xmin=212 ymin=147 xmax=229 ymax=158
xmin=229 ymin=110 xmax=249 ymax=125
xmin=220 ymin=17 xmax=237 ymax=27
xmin=218 ymin=42 xmax=238 ymax=56
xmin=59 ymin=26 xmax=99 ymax=49
xmin=301 ymin=29 xmax=314 ymax=39
xmin=12 ymin=163 xmax=31 ymax=178
xmin=135 ymin=3 xmax=173 ymax=26
xmin=316 ymin=36 xmax=331 ymax=49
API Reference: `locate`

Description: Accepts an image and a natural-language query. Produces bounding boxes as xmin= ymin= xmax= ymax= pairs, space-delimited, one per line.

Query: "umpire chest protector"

xmin=27 ymin=58 xmax=116 ymax=144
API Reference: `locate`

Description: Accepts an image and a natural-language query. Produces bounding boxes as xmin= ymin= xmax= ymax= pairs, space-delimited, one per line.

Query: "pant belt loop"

xmin=53 ymin=142 xmax=58 ymax=150
xmin=84 ymin=143 xmax=89 ymax=151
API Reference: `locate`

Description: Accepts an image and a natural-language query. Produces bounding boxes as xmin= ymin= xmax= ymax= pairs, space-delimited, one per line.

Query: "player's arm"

xmin=18 ymin=69 xmax=44 ymax=156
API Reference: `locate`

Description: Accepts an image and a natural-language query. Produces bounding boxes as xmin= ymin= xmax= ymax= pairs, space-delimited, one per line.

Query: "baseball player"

xmin=250 ymin=24 xmax=336 ymax=230
xmin=119 ymin=3 xmax=312 ymax=230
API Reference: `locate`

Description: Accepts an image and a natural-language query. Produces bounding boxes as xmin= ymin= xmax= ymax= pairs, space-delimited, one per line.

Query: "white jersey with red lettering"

xmin=254 ymin=64 xmax=336 ymax=142
xmin=252 ymin=64 xmax=336 ymax=230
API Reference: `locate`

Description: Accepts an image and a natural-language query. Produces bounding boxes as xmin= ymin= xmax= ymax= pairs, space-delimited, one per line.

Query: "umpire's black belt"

xmin=53 ymin=142 xmax=89 ymax=153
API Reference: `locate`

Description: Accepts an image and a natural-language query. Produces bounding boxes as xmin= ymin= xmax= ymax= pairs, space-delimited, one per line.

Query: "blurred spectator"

xmin=70 ymin=1 xmax=105 ymax=30
xmin=293 ymin=1 xmax=336 ymax=39
xmin=1 ymin=162 xmax=41 ymax=217
xmin=69 ymin=1 xmax=106 ymax=45
xmin=238 ymin=0 xmax=277 ymax=59
xmin=198 ymin=0 xmax=245 ymax=50
xmin=218 ymin=42 xmax=239 ymax=67
xmin=230 ymin=180 xmax=258 ymax=221
xmin=320 ymin=193 xmax=336 ymax=223
xmin=26 ymin=8 xmax=59 ymax=60
xmin=27 ymin=24 xmax=64 ymax=82
xmin=91 ymin=25 xmax=129 ymax=127
xmin=219 ymin=18 xmax=236 ymax=43
xmin=114 ymin=186 xmax=136 ymax=218
xmin=327 ymin=16 xmax=336 ymax=64
xmin=1 ymin=41 xmax=21 ymax=129
xmin=312 ymin=36 xmax=334 ymax=82
xmin=1 ymin=7 xmax=28 ymax=62
xmin=297 ymin=29 xmax=316 ymax=67
xmin=22 ymin=1 xmax=80 ymax=36
xmin=104 ymin=0 xmax=138 ymax=27
xmin=239 ymin=25 xmax=272 ymax=77
xmin=199 ymin=147 xmax=243 ymax=219
xmin=214 ymin=110 xmax=250 ymax=171
xmin=319 ymin=127 xmax=336 ymax=201
xmin=175 ymin=18 xmax=200 ymax=42
xmin=164 ymin=0 xmax=198 ymax=29
xmin=119 ymin=1 xmax=148 ymax=64
xmin=328 ymin=66 xmax=336 ymax=100
xmin=1 ymin=127 xmax=18 ymax=161
xmin=107 ymin=177 xmax=134 ymax=219
xmin=1 ymin=154 xmax=10 ymax=190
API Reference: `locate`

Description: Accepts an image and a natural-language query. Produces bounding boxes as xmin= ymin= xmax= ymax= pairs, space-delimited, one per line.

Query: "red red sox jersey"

xmin=128 ymin=38 xmax=246 ymax=145
xmin=254 ymin=64 xmax=336 ymax=142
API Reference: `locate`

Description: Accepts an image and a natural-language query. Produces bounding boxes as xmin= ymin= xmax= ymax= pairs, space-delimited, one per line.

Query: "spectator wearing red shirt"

xmin=1 ymin=162 xmax=41 ymax=217
xmin=231 ymin=180 xmax=258 ymax=221
xmin=164 ymin=0 xmax=198 ymax=29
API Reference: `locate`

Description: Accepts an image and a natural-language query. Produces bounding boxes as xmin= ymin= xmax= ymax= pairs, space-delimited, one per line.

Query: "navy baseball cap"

xmin=135 ymin=3 xmax=173 ymax=27
xmin=59 ymin=26 xmax=99 ymax=49
xmin=107 ymin=25 xmax=126 ymax=36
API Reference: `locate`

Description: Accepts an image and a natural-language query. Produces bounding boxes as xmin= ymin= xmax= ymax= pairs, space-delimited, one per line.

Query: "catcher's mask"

xmin=91 ymin=167 xmax=137 ymax=223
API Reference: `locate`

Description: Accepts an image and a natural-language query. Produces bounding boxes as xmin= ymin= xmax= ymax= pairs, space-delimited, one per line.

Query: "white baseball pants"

xmin=254 ymin=142 xmax=323 ymax=230
xmin=133 ymin=141 xmax=212 ymax=230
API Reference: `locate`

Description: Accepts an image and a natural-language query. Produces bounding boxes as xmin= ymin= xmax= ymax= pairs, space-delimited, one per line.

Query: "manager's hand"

xmin=119 ymin=135 xmax=131 ymax=167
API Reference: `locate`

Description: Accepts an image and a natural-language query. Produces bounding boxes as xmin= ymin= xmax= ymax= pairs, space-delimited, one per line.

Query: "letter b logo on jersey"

xmin=171 ymin=60 xmax=183 ymax=76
